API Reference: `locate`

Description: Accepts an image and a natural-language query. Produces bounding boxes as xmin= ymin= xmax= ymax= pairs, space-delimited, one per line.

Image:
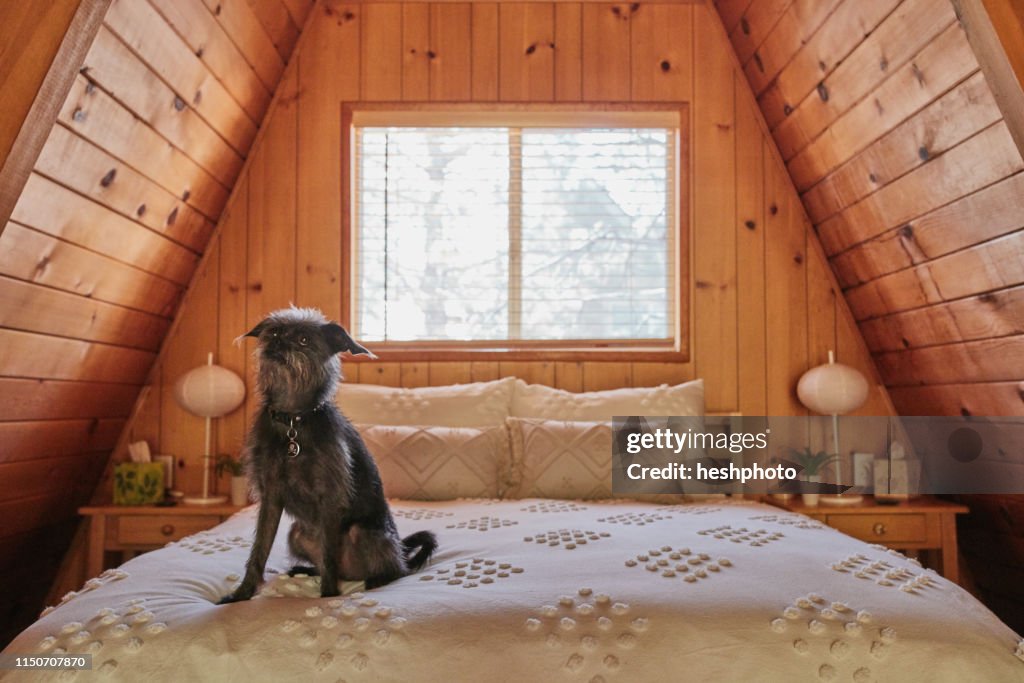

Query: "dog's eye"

xmin=299 ymin=336 xmax=308 ymax=346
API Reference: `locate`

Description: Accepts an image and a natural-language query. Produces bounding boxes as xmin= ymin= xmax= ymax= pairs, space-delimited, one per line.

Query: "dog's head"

xmin=243 ymin=307 xmax=375 ymax=409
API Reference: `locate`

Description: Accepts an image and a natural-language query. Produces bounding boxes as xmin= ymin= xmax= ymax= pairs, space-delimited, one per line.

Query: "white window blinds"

xmin=353 ymin=124 xmax=676 ymax=346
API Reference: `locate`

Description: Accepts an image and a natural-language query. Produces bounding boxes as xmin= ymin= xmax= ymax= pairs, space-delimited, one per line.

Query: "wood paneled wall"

xmin=0 ymin=0 xmax=313 ymax=646
xmin=111 ymin=0 xmax=895 ymax=509
xmin=716 ymin=0 xmax=1024 ymax=417
xmin=715 ymin=0 xmax=1024 ymax=633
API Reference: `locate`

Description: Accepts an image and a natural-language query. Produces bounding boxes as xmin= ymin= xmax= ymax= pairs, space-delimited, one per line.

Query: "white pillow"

xmin=510 ymin=378 xmax=704 ymax=420
xmin=357 ymin=423 xmax=513 ymax=500
xmin=506 ymin=418 xmax=614 ymax=499
xmin=336 ymin=378 xmax=515 ymax=427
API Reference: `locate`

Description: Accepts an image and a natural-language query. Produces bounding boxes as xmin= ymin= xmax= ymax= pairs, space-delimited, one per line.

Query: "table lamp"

xmin=797 ymin=350 xmax=869 ymax=506
xmin=174 ymin=352 xmax=246 ymax=505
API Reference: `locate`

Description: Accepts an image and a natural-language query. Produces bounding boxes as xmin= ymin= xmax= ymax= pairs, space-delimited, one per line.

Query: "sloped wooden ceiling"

xmin=714 ymin=0 xmax=1024 ymax=417
xmin=0 ymin=0 xmax=312 ymax=642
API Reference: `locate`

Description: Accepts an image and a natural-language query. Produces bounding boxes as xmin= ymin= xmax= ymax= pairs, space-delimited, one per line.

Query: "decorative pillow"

xmin=337 ymin=378 xmax=515 ymax=427
xmin=510 ymin=378 xmax=705 ymax=421
xmin=357 ymin=423 xmax=513 ymax=500
xmin=506 ymin=418 xmax=615 ymax=499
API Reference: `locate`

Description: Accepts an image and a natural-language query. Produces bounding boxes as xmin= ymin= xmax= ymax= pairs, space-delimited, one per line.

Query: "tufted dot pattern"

xmin=418 ymin=558 xmax=524 ymax=587
xmin=623 ymin=546 xmax=733 ymax=583
xmin=749 ymin=513 xmax=826 ymax=531
xmin=596 ymin=512 xmax=675 ymax=526
xmin=523 ymin=529 xmax=611 ymax=550
xmin=445 ymin=516 xmax=518 ymax=532
xmin=521 ymin=501 xmax=589 ymax=514
xmin=829 ymin=553 xmax=941 ymax=594
xmin=392 ymin=508 xmax=455 ymax=521
xmin=697 ymin=525 xmax=784 ymax=547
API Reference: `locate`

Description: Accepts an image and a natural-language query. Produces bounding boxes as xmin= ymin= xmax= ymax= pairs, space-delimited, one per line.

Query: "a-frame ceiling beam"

xmin=952 ymin=0 xmax=1024 ymax=158
xmin=0 ymin=0 xmax=111 ymax=240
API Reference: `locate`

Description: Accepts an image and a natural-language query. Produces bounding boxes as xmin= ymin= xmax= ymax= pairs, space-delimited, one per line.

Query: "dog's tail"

xmin=401 ymin=530 xmax=438 ymax=571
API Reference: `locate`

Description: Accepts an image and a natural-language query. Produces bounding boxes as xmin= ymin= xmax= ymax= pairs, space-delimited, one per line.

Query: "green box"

xmin=113 ymin=463 xmax=165 ymax=505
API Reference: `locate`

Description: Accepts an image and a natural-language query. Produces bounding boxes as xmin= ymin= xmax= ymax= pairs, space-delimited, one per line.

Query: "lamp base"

xmin=182 ymin=494 xmax=228 ymax=506
xmin=819 ymin=494 xmax=864 ymax=506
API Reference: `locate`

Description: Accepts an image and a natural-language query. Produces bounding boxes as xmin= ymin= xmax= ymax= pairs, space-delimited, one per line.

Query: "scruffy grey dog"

xmin=219 ymin=307 xmax=437 ymax=603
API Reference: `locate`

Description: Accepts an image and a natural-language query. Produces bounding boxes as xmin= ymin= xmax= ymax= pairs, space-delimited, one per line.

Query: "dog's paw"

xmin=217 ymin=587 xmax=255 ymax=604
xmin=320 ymin=584 xmax=341 ymax=598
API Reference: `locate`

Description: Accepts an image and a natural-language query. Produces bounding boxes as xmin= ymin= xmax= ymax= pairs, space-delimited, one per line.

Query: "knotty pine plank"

xmin=630 ymin=3 xmax=692 ymax=102
xmin=772 ymin=0 xmax=955 ymax=161
xmin=35 ymin=125 xmax=214 ymax=251
xmin=361 ymin=3 xmax=402 ymax=100
xmin=581 ymin=3 xmax=630 ymax=102
xmin=801 ymin=72 xmax=999 ymax=224
xmin=104 ymin=0 xmax=258 ymax=153
xmin=553 ymin=2 xmax=581 ymax=101
xmin=403 ymin=3 xmax=430 ymax=100
xmin=197 ymin=0 xmax=286 ymax=94
xmin=757 ymin=0 xmax=899 ymax=129
xmin=830 ymin=171 xmax=1024 ymax=288
xmin=0 ymin=275 xmax=169 ymax=351
xmin=0 ymin=223 xmax=183 ymax=318
xmin=58 ymin=76 xmax=229 ymax=218
xmin=12 ymin=174 xmax=199 ymax=286
xmin=0 ymin=379 xmax=138 ymax=422
xmin=499 ymin=2 xmax=555 ymax=101
xmin=787 ymin=22 xmax=978 ymax=192
xmin=0 ymin=329 xmax=154 ymax=385
xmin=470 ymin=3 xmax=499 ymax=100
xmin=149 ymin=0 xmax=273 ymax=122
xmin=430 ymin=3 xmax=472 ymax=101
xmin=0 ymin=418 xmax=124 ymax=465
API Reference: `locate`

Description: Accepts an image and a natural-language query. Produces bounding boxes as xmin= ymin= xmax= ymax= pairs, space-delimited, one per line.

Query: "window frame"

xmin=341 ymin=102 xmax=690 ymax=362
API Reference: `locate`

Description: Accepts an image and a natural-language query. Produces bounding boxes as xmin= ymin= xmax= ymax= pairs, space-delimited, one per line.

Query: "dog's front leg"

xmin=219 ymin=497 xmax=283 ymax=604
xmin=318 ymin=522 xmax=342 ymax=598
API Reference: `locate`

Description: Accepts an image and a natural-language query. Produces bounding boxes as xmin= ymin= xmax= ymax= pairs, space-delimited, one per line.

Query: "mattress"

xmin=3 ymin=499 xmax=1022 ymax=682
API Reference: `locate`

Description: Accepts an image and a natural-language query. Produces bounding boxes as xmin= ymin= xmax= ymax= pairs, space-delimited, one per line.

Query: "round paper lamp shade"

xmin=797 ymin=362 xmax=869 ymax=415
xmin=174 ymin=364 xmax=245 ymax=418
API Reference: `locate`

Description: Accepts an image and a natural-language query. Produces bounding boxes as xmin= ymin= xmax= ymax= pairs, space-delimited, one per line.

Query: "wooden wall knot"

xmin=769 ymin=203 xmax=778 ymax=216
xmin=249 ymin=282 xmax=263 ymax=292
xmin=739 ymin=17 xmax=750 ymax=35
xmin=879 ymin=56 xmax=889 ymax=72
xmin=752 ymin=52 xmax=764 ymax=74
xmin=660 ymin=60 xmax=671 ymax=72
xmin=1017 ymin=382 xmax=1024 ymax=402
xmin=911 ymin=63 xmax=926 ymax=86
xmin=136 ymin=204 xmax=146 ymax=218
xmin=100 ymin=169 xmax=116 ymax=188
xmin=427 ymin=50 xmax=437 ymax=60
xmin=695 ymin=280 xmax=712 ymax=290
xmin=783 ymin=104 xmax=793 ymax=116
xmin=525 ymin=44 xmax=536 ymax=56
xmin=182 ymin=189 xmax=191 ymax=201
xmin=917 ymin=146 xmax=930 ymax=161
xmin=816 ymin=82 xmax=829 ymax=102
xmin=901 ymin=337 xmax=911 ymax=348
xmin=195 ymin=47 xmax=204 ymax=59
xmin=793 ymin=253 xmax=803 ymax=265
xmin=898 ymin=224 xmax=914 ymax=240
xmin=173 ymin=96 xmax=186 ymax=112
xmin=34 ymin=254 xmax=51 ymax=278
xmin=166 ymin=206 xmax=179 ymax=226
xmin=977 ymin=292 xmax=998 ymax=305
xmin=868 ymin=172 xmax=879 ymax=184
xmin=193 ymin=90 xmax=203 ymax=106
xmin=960 ymin=407 xmax=971 ymax=417
xmin=72 ymin=108 xmax=86 ymax=123
xmin=744 ymin=220 xmax=756 ymax=231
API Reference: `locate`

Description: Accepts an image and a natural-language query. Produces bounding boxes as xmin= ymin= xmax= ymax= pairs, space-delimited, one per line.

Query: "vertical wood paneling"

xmin=430 ymin=3 xmax=472 ymax=101
xmin=736 ymin=100 xmax=766 ymax=415
xmin=216 ymin=184 xmax=248 ymax=455
xmin=361 ymin=3 xmax=403 ymax=101
xmin=581 ymin=3 xmax=630 ymax=101
xmin=499 ymin=3 xmax=555 ymax=102
xmin=470 ymin=3 xmax=499 ymax=101
xmin=296 ymin=4 xmax=359 ymax=317
xmin=693 ymin=4 xmax=737 ymax=413
xmin=553 ymin=3 xmax=582 ymax=102
xmin=402 ymin=4 xmax=431 ymax=100
xmin=630 ymin=3 xmax=692 ymax=102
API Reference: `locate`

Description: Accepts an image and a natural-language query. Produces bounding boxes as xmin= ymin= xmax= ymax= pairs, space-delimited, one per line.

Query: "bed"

xmin=4 ymin=498 xmax=1022 ymax=682
xmin=4 ymin=379 xmax=1022 ymax=681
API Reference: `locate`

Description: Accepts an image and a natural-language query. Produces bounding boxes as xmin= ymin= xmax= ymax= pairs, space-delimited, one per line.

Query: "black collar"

xmin=267 ymin=402 xmax=328 ymax=427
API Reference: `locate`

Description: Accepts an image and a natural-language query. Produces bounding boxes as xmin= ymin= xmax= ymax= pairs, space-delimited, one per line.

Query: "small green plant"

xmin=214 ymin=454 xmax=245 ymax=478
xmin=789 ymin=447 xmax=838 ymax=477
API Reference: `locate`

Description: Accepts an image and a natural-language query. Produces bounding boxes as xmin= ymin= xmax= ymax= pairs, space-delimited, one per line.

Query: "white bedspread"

xmin=4 ymin=499 xmax=1022 ymax=682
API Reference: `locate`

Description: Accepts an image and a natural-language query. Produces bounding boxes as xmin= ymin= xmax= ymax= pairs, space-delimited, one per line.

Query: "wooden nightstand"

xmin=79 ymin=505 xmax=244 ymax=577
xmin=769 ymin=496 xmax=969 ymax=584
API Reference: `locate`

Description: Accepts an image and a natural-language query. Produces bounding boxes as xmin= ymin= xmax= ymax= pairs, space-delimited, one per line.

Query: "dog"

xmin=219 ymin=307 xmax=437 ymax=603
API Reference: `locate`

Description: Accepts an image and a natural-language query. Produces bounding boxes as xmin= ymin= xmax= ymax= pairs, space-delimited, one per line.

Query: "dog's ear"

xmin=243 ymin=320 xmax=270 ymax=339
xmin=321 ymin=323 xmax=378 ymax=359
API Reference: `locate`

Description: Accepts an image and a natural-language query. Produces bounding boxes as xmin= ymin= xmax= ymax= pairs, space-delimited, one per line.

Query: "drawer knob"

xmin=161 ymin=524 xmax=175 ymax=536
xmin=872 ymin=522 xmax=886 ymax=536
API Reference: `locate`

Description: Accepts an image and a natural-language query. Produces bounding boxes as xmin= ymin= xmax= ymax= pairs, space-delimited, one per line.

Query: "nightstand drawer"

xmin=116 ymin=515 xmax=220 ymax=544
xmin=826 ymin=514 xmax=928 ymax=544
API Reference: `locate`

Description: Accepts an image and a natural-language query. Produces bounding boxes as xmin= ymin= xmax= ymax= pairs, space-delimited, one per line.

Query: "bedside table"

xmin=769 ymin=496 xmax=968 ymax=584
xmin=79 ymin=504 xmax=244 ymax=577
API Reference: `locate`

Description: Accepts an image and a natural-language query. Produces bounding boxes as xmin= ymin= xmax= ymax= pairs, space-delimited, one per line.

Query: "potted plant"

xmin=215 ymin=454 xmax=250 ymax=506
xmin=790 ymin=447 xmax=838 ymax=507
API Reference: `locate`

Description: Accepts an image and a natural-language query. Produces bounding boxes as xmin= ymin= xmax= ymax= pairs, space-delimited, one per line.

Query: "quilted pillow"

xmin=337 ymin=377 xmax=515 ymax=427
xmin=357 ymin=423 xmax=513 ymax=500
xmin=506 ymin=418 xmax=615 ymax=499
xmin=510 ymin=378 xmax=704 ymax=421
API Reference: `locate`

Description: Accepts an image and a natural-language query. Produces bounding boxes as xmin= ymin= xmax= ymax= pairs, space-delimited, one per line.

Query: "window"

xmin=345 ymin=106 xmax=688 ymax=360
